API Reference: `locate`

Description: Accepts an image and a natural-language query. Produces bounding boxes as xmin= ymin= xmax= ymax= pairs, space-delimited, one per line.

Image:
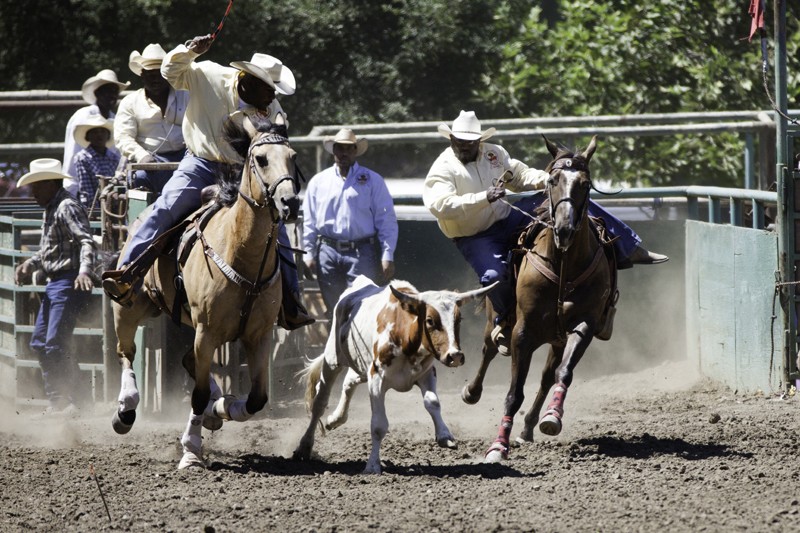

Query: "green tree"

xmin=479 ymin=0 xmax=800 ymax=186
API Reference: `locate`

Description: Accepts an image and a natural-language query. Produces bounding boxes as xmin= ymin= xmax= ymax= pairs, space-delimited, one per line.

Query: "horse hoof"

xmin=484 ymin=449 xmax=506 ymax=464
xmin=539 ymin=414 xmax=563 ymax=436
xmin=178 ymin=451 xmax=205 ymax=470
xmin=203 ymin=417 xmax=223 ymax=431
xmin=291 ymin=448 xmax=310 ymax=461
xmin=461 ymin=384 xmax=481 ymax=405
xmin=484 ymin=442 xmax=508 ymax=463
xmin=112 ymin=409 xmax=136 ymax=434
xmin=437 ymin=437 xmax=457 ymax=449
xmin=517 ymin=428 xmax=535 ymax=443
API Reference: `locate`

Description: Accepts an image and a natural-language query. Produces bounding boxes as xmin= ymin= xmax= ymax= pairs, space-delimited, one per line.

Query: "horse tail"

xmin=297 ymin=354 xmax=326 ymax=412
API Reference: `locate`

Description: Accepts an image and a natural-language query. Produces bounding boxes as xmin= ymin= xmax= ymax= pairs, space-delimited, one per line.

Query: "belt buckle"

xmin=338 ymin=241 xmax=353 ymax=252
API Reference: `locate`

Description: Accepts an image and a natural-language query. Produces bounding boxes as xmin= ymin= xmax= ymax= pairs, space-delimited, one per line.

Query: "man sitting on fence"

xmin=115 ymin=43 xmax=188 ymax=195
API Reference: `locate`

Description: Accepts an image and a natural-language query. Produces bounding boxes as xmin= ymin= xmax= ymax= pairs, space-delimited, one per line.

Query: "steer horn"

xmin=455 ymin=281 xmax=499 ymax=305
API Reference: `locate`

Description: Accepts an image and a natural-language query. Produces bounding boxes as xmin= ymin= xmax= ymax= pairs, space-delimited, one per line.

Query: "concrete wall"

xmin=685 ymin=221 xmax=782 ymax=393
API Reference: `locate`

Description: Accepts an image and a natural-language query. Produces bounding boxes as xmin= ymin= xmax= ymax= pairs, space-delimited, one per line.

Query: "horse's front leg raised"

xmin=209 ymin=334 xmax=270 ymax=423
xmin=537 ymin=322 xmax=594 ymax=437
xmin=461 ymin=318 xmax=499 ymax=405
xmin=417 ymin=366 xmax=456 ymax=449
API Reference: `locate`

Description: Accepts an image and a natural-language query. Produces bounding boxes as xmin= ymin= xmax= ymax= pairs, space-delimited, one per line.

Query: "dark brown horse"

xmin=462 ymin=136 xmax=617 ymax=463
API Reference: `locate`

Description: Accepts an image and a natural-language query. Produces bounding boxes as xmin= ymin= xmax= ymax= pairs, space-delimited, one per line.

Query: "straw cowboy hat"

xmin=81 ymin=69 xmax=130 ymax=105
xmin=323 ymin=128 xmax=368 ymax=156
xmin=73 ymin=115 xmax=115 ymax=148
xmin=230 ymin=53 xmax=296 ymax=96
xmin=18 ymin=159 xmax=70 ymax=188
xmin=128 ymin=43 xmax=167 ymax=76
xmin=437 ymin=110 xmax=496 ymax=142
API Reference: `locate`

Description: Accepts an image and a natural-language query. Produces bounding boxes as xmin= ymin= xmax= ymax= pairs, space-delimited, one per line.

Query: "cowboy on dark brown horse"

xmin=422 ymin=110 xmax=667 ymax=356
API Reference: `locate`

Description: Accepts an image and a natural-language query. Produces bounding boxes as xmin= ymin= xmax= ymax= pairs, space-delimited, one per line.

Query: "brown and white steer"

xmin=292 ymin=275 xmax=496 ymax=474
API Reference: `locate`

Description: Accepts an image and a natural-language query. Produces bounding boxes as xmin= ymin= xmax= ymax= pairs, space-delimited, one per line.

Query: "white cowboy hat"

xmin=128 ymin=43 xmax=167 ymax=76
xmin=437 ymin=110 xmax=496 ymax=142
xmin=323 ymin=128 xmax=368 ymax=156
xmin=81 ymin=69 xmax=130 ymax=105
xmin=230 ymin=53 xmax=296 ymax=96
xmin=18 ymin=159 xmax=70 ymax=188
xmin=73 ymin=115 xmax=115 ymax=148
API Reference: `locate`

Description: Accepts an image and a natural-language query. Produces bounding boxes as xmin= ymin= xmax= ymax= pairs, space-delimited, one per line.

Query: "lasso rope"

xmin=211 ymin=0 xmax=235 ymax=42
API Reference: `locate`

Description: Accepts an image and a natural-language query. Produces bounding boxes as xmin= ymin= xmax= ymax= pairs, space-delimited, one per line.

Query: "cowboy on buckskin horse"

xmin=423 ymin=110 xmax=668 ymax=356
xmin=102 ymin=33 xmax=314 ymax=330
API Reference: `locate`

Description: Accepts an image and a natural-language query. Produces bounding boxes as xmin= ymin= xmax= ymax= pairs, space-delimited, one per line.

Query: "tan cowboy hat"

xmin=81 ymin=69 xmax=130 ymax=105
xmin=128 ymin=43 xmax=167 ymax=76
xmin=73 ymin=115 xmax=115 ymax=148
xmin=18 ymin=159 xmax=70 ymax=188
xmin=437 ymin=110 xmax=496 ymax=142
xmin=323 ymin=128 xmax=368 ymax=156
xmin=230 ymin=53 xmax=296 ymax=96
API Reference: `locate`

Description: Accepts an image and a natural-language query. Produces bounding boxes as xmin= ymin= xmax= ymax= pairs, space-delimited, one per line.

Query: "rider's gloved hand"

xmin=486 ymin=186 xmax=506 ymax=203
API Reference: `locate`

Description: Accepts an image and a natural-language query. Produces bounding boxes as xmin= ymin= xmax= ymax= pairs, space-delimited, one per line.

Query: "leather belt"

xmin=319 ymin=235 xmax=376 ymax=252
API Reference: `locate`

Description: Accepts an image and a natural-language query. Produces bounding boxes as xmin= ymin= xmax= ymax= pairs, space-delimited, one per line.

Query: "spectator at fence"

xmin=63 ymin=70 xmax=129 ymax=195
xmin=302 ymin=128 xmax=398 ymax=317
xmin=115 ymin=43 xmax=188 ymax=195
xmin=14 ymin=158 xmax=96 ymax=414
xmin=72 ymin=115 xmax=120 ymax=212
xmin=423 ymin=110 xmax=668 ymax=355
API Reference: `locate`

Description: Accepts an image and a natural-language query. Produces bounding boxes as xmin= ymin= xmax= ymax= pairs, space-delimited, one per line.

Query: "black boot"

xmin=278 ymin=290 xmax=315 ymax=331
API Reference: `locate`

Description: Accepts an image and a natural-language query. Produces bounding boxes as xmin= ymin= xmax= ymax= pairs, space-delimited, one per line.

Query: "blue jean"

xmin=129 ymin=149 xmax=185 ymax=195
xmin=315 ymin=241 xmax=380 ymax=315
xmin=120 ymin=152 xmax=300 ymax=308
xmin=30 ymin=273 xmax=90 ymax=406
xmin=454 ymin=193 xmax=641 ymax=323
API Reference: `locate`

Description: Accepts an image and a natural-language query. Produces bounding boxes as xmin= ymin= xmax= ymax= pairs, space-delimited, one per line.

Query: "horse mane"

xmin=216 ymin=116 xmax=290 ymax=206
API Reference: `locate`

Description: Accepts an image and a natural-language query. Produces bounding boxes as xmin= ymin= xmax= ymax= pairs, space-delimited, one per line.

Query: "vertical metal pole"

xmin=744 ymin=132 xmax=755 ymax=189
xmin=774 ymin=0 xmax=793 ymax=387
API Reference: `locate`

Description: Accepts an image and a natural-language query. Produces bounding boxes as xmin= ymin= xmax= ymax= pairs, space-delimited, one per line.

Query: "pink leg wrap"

xmin=495 ymin=415 xmax=514 ymax=447
xmin=544 ymin=384 xmax=568 ymax=418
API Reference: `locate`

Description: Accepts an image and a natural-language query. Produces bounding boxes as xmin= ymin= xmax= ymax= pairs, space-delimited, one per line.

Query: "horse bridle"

xmin=546 ymin=156 xmax=591 ymax=228
xmin=240 ymin=132 xmax=298 ymax=215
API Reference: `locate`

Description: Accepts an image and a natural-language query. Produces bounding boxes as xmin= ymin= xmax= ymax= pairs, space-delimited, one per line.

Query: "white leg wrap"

xmin=117 ymin=368 xmax=140 ymax=412
xmin=228 ymin=400 xmax=252 ymax=422
xmin=212 ymin=397 xmax=252 ymax=422
xmin=180 ymin=411 xmax=204 ymax=456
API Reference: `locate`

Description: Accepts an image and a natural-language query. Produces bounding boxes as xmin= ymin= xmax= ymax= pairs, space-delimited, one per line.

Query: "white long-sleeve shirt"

xmin=423 ymin=142 xmax=549 ymax=239
xmin=161 ymin=45 xmax=284 ymax=164
xmin=114 ymin=87 xmax=188 ymax=162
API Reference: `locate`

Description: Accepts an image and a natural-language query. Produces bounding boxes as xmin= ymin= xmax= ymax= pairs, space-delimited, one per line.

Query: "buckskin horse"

xmin=109 ymin=114 xmax=300 ymax=469
xmin=462 ymin=136 xmax=618 ymax=463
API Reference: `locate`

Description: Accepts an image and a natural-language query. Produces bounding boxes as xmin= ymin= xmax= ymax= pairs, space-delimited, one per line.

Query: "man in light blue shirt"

xmin=303 ymin=128 xmax=398 ymax=317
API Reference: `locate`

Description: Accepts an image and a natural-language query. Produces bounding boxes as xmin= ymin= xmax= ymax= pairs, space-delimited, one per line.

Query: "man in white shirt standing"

xmin=115 ymin=43 xmax=188 ymax=195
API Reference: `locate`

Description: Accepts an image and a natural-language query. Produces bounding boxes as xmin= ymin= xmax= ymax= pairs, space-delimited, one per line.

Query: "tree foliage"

xmin=479 ymin=0 xmax=800 ymax=186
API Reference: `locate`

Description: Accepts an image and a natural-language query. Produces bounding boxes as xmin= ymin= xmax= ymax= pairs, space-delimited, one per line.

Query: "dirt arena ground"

xmin=2 ymin=357 xmax=800 ymax=533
